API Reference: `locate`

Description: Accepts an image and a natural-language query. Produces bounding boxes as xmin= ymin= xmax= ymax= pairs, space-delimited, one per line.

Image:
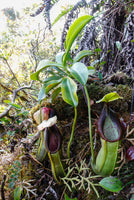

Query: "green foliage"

xmin=8 ymin=160 xmax=21 ymax=189
xmin=70 ymin=62 xmax=89 ymax=85
xmin=30 ymin=60 xmax=64 ymax=81
xmin=96 ymin=92 xmax=123 ymax=103
xmin=73 ymin=50 xmax=94 ymax=63
xmin=64 ymin=193 xmax=77 ymax=200
xmin=4 ymin=100 xmax=22 ymax=110
xmin=61 ymin=160 xmax=100 ymax=198
xmin=14 ymin=186 xmax=23 ymax=200
xmin=61 ymin=77 xmax=78 ymax=107
xmin=63 ymin=15 xmax=94 ymax=65
xmin=52 ymin=6 xmax=73 ymax=26
xmin=99 ymin=176 xmax=122 ymax=192
xmin=31 ymin=15 xmax=94 ymax=105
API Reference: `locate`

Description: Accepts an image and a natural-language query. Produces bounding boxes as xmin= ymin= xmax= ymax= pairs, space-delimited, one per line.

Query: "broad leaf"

xmin=56 ymin=51 xmax=65 ymax=64
xmin=70 ymin=62 xmax=88 ymax=85
xmin=52 ymin=66 xmax=67 ymax=75
xmin=44 ymin=76 xmax=61 ymax=83
xmin=63 ymin=15 xmax=93 ymax=65
xmin=38 ymin=85 xmax=47 ymax=102
xmin=30 ymin=60 xmax=63 ymax=81
xmin=14 ymin=186 xmax=23 ymax=200
xmin=100 ymin=176 xmax=122 ymax=192
xmin=51 ymin=87 xmax=61 ymax=102
xmin=96 ymin=92 xmax=123 ymax=103
xmin=61 ymin=77 xmax=78 ymax=107
xmin=73 ymin=50 xmax=94 ymax=63
xmin=38 ymin=79 xmax=62 ymax=102
xmin=45 ymin=79 xmax=62 ymax=94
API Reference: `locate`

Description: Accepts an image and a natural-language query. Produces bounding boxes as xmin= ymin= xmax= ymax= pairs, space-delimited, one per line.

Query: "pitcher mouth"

xmin=45 ymin=125 xmax=62 ymax=154
xmin=97 ymin=104 xmax=122 ymax=142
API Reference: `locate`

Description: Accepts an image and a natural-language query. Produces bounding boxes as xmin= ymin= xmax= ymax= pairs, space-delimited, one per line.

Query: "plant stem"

xmin=67 ymin=107 xmax=77 ymax=158
xmin=84 ymin=85 xmax=95 ymax=163
xmin=39 ymin=102 xmax=42 ymax=123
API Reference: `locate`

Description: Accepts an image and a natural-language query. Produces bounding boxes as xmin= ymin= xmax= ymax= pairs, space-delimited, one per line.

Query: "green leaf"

xmin=38 ymin=85 xmax=47 ymax=102
xmin=30 ymin=60 xmax=63 ymax=81
xmin=94 ymin=48 xmax=102 ymax=52
xmin=45 ymin=79 xmax=62 ymax=94
xmin=4 ymin=100 xmax=22 ymax=110
xmin=51 ymin=87 xmax=61 ymax=102
xmin=73 ymin=50 xmax=94 ymax=63
xmin=44 ymin=76 xmax=61 ymax=83
xmin=99 ymin=61 xmax=106 ymax=66
xmin=52 ymin=66 xmax=68 ymax=75
xmin=56 ymin=52 xmax=65 ymax=64
xmin=63 ymin=15 xmax=93 ymax=65
xmin=38 ymin=79 xmax=62 ymax=102
xmin=99 ymin=176 xmax=122 ymax=192
xmin=65 ymin=193 xmax=78 ymax=200
xmin=61 ymin=77 xmax=78 ymax=107
xmin=52 ymin=6 xmax=73 ymax=26
xmin=70 ymin=62 xmax=88 ymax=85
xmin=98 ymin=72 xmax=103 ymax=80
xmin=14 ymin=186 xmax=23 ymax=200
xmin=131 ymin=39 xmax=134 ymax=43
xmin=96 ymin=92 xmax=123 ymax=103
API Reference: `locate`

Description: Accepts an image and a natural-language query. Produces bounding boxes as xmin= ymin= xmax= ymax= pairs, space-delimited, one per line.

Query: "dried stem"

xmin=1 ymin=174 xmax=6 ymax=200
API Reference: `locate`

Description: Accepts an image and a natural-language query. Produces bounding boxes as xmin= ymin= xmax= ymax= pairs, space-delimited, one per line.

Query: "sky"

xmin=0 ymin=0 xmax=41 ymax=10
xmin=0 ymin=0 xmax=79 ymax=11
xmin=0 ymin=0 xmax=79 ymax=32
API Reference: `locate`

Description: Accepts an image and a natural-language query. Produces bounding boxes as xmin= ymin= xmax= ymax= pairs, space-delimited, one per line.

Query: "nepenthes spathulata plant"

xmin=30 ymin=15 xmax=124 ymax=193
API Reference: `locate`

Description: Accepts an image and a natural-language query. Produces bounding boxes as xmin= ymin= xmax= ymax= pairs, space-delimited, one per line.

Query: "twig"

xmin=1 ymin=174 xmax=6 ymax=200
xmin=0 ymin=82 xmax=29 ymax=102
xmin=25 ymin=153 xmax=52 ymax=172
xmin=30 ymin=24 xmax=45 ymax=71
xmin=0 ymin=81 xmax=34 ymax=119
xmin=39 ymin=178 xmax=53 ymax=200
xmin=0 ymin=57 xmax=21 ymax=87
